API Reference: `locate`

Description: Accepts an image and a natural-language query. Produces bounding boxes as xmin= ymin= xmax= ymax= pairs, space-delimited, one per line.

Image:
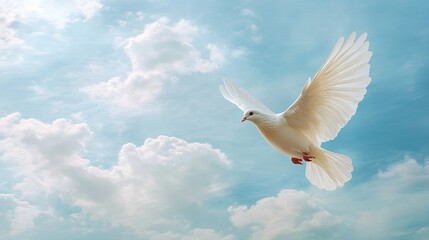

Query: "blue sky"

xmin=1 ymin=0 xmax=428 ymax=239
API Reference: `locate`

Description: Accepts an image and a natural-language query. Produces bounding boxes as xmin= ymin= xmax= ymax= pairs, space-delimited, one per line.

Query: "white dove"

xmin=220 ymin=32 xmax=372 ymax=191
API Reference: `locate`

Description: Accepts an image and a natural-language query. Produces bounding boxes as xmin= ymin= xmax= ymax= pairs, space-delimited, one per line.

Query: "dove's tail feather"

xmin=305 ymin=148 xmax=353 ymax=191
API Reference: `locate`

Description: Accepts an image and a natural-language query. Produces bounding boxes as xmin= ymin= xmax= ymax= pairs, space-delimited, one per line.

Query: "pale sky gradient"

xmin=1 ymin=1 xmax=428 ymax=239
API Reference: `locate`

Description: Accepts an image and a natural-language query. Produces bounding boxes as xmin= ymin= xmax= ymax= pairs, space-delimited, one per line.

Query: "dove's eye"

xmin=249 ymin=112 xmax=254 ymax=116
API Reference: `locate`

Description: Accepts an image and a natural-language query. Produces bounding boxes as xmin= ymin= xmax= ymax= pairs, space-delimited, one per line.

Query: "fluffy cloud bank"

xmin=83 ymin=17 xmax=225 ymax=109
xmin=0 ymin=113 xmax=231 ymax=239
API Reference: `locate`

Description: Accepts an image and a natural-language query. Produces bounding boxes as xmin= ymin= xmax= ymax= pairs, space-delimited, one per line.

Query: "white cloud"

xmin=0 ymin=194 xmax=41 ymax=236
xmin=0 ymin=1 xmax=24 ymax=49
xmin=143 ymin=228 xmax=234 ymax=240
xmin=0 ymin=0 xmax=102 ymax=49
xmin=83 ymin=17 xmax=225 ymax=109
xmin=229 ymin=157 xmax=429 ymax=240
xmin=238 ymin=8 xmax=261 ymax=44
xmin=231 ymin=48 xmax=248 ymax=58
xmin=16 ymin=0 xmax=102 ymax=28
xmin=75 ymin=0 xmax=103 ymax=21
xmin=0 ymin=21 xmax=24 ymax=49
xmin=240 ymin=9 xmax=255 ymax=17
xmin=346 ymin=157 xmax=429 ymax=240
xmin=0 ymin=113 xmax=231 ymax=238
xmin=181 ymin=228 xmax=234 ymax=240
xmin=82 ymin=72 xmax=163 ymax=109
xmin=229 ymin=189 xmax=341 ymax=240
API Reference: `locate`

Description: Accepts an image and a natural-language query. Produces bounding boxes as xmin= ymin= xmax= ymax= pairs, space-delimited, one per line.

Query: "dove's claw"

xmin=291 ymin=157 xmax=303 ymax=165
xmin=302 ymin=153 xmax=315 ymax=162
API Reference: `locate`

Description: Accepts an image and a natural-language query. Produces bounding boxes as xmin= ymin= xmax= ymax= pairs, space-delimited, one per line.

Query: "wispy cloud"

xmin=0 ymin=194 xmax=41 ymax=236
xmin=238 ymin=8 xmax=261 ymax=44
xmin=0 ymin=0 xmax=102 ymax=49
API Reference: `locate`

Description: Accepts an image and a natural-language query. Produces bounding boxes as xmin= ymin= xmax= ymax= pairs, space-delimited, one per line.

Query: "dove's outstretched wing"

xmin=283 ymin=32 xmax=372 ymax=144
xmin=220 ymin=79 xmax=274 ymax=114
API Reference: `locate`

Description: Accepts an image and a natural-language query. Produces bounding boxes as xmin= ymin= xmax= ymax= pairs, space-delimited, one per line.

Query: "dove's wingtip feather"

xmin=219 ymin=79 xmax=274 ymax=114
xmin=219 ymin=85 xmax=227 ymax=97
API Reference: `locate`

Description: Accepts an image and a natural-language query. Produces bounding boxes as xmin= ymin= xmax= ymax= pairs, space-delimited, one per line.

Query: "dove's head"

xmin=241 ymin=110 xmax=260 ymax=123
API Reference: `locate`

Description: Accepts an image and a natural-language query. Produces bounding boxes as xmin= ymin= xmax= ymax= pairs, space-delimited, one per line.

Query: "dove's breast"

xmin=255 ymin=118 xmax=313 ymax=159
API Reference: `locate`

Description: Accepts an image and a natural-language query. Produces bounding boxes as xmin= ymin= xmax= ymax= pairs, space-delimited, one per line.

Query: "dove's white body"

xmin=220 ymin=32 xmax=372 ymax=191
xmin=254 ymin=114 xmax=313 ymax=158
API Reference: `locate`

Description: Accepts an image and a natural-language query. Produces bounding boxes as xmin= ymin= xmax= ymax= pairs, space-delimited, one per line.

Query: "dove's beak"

xmin=241 ymin=116 xmax=247 ymax=122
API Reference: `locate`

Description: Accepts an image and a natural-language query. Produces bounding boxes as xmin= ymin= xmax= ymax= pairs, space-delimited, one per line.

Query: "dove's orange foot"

xmin=291 ymin=157 xmax=303 ymax=165
xmin=303 ymin=152 xmax=315 ymax=162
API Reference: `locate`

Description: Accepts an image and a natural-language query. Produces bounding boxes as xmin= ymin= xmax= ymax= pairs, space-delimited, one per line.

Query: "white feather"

xmin=220 ymin=79 xmax=274 ymax=114
xmin=283 ymin=32 xmax=372 ymax=144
